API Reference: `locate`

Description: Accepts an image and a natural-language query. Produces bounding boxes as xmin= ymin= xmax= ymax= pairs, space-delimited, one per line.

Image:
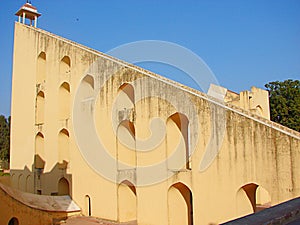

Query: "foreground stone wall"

xmin=0 ymin=183 xmax=76 ymax=225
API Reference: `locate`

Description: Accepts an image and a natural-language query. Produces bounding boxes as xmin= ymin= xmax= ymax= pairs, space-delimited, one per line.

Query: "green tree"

xmin=265 ymin=79 xmax=300 ymax=132
xmin=0 ymin=115 xmax=10 ymax=162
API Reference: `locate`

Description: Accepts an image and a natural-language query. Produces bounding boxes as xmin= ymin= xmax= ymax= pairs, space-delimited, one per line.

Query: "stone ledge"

xmin=222 ymin=197 xmax=300 ymax=225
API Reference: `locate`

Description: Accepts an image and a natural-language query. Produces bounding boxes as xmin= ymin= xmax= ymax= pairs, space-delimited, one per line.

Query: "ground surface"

xmin=62 ymin=216 xmax=137 ymax=225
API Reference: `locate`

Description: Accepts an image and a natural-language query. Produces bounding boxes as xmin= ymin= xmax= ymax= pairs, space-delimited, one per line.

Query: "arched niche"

xmin=256 ymin=105 xmax=263 ymax=116
xmin=168 ymin=182 xmax=193 ymax=225
xmin=58 ymin=129 xmax=70 ymax=163
xmin=58 ymin=177 xmax=70 ymax=196
xmin=36 ymin=52 xmax=46 ymax=84
xmin=167 ymin=112 xmax=190 ymax=170
xmin=10 ymin=173 xmax=16 ymax=187
xmin=35 ymin=132 xmax=45 ymax=168
xmin=118 ymin=180 xmax=137 ymax=222
xmin=25 ymin=175 xmax=33 ymax=193
xmin=119 ymin=120 xmax=135 ymax=137
xmin=116 ymin=83 xmax=135 ymax=120
xmin=85 ymin=195 xmax=92 ymax=216
xmin=80 ymin=75 xmax=95 ymax=100
xmin=117 ymin=120 xmax=136 ymax=170
xmin=59 ymin=82 xmax=71 ymax=120
xmin=36 ymin=91 xmax=45 ymax=124
xmin=236 ymin=183 xmax=271 ymax=217
xmin=255 ymin=186 xmax=271 ymax=212
xmin=17 ymin=174 xmax=24 ymax=191
xmin=77 ymin=75 xmax=95 ymax=116
xmin=118 ymin=83 xmax=135 ymax=107
xmin=8 ymin=217 xmax=19 ymax=225
xmin=83 ymin=74 xmax=94 ymax=89
xmin=60 ymin=56 xmax=71 ymax=76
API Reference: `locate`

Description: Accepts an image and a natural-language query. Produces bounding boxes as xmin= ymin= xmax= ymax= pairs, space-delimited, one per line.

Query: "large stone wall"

xmin=9 ymin=22 xmax=300 ymax=225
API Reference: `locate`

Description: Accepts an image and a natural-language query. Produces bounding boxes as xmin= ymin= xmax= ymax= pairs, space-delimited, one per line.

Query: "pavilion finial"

xmin=15 ymin=1 xmax=41 ymax=27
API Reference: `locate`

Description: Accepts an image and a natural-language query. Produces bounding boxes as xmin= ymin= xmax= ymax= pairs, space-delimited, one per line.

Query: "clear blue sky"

xmin=1 ymin=0 xmax=299 ymax=117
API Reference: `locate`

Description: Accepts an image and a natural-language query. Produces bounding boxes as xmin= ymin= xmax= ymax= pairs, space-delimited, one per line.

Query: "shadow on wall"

xmin=10 ymin=154 xmax=72 ymax=196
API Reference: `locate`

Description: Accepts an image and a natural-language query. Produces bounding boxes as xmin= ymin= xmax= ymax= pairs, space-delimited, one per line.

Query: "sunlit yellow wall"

xmin=10 ymin=22 xmax=300 ymax=225
xmin=224 ymin=86 xmax=270 ymax=120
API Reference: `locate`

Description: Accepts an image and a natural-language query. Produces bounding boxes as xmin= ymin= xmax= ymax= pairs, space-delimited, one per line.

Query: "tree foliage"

xmin=265 ymin=79 xmax=300 ymax=132
xmin=0 ymin=115 xmax=10 ymax=162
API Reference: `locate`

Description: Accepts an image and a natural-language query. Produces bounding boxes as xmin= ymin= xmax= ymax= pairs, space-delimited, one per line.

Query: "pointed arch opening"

xmin=256 ymin=105 xmax=263 ymax=116
xmin=58 ymin=129 xmax=70 ymax=163
xmin=85 ymin=195 xmax=92 ymax=216
xmin=17 ymin=174 xmax=24 ymax=191
xmin=256 ymin=186 xmax=271 ymax=212
xmin=78 ymin=75 xmax=95 ymax=116
xmin=83 ymin=75 xmax=94 ymax=89
xmin=36 ymin=91 xmax=45 ymax=124
xmin=8 ymin=217 xmax=19 ymax=225
xmin=35 ymin=132 xmax=45 ymax=167
xmin=116 ymin=83 xmax=135 ymax=122
xmin=167 ymin=113 xmax=190 ymax=170
xmin=236 ymin=183 xmax=271 ymax=217
xmin=60 ymin=56 xmax=71 ymax=75
xmin=58 ymin=177 xmax=70 ymax=196
xmin=11 ymin=174 xmax=16 ymax=186
xmin=25 ymin=175 xmax=33 ymax=193
xmin=59 ymin=82 xmax=71 ymax=120
xmin=168 ymin=182 xmax=193 ymax=225
xmin=119 ymin=83 xmax=135 ymax=105
xmin=119 ymin=120 xmax=135 ymax=138
xmin=118 ymin=180 xmax=137 ymax=222
xmin=117 ymin=120 xmax=136 ymax=170
xmin=37 ymin=52 xmax=46 ymax=84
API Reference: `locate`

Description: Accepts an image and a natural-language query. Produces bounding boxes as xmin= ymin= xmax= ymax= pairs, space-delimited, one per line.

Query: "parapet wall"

xmin=0 ymin=182 xmax=80 ymax=225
